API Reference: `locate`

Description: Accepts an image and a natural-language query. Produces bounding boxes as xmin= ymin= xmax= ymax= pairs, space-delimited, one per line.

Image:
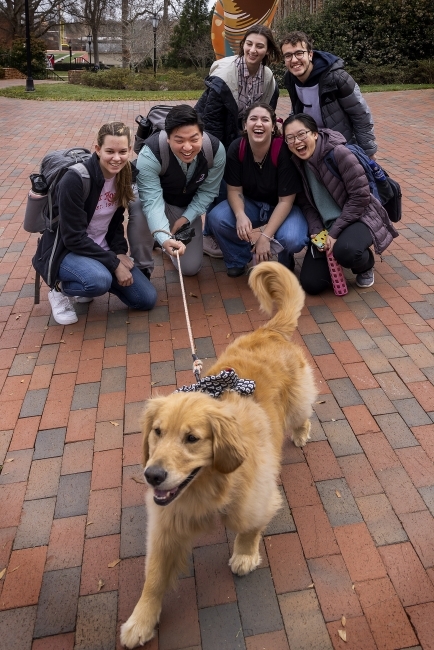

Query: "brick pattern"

xmin=0 ymin=91 xmax=434 ymax=649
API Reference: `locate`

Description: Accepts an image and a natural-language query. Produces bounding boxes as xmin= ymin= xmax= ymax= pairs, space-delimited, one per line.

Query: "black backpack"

xmin=324 ymin=144 xmax=402 ymax=223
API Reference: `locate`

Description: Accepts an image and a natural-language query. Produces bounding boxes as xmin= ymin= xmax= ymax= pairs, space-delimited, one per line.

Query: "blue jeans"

xmin=58 ymin=252 xmax=157 ymax=311
xmin=203 ymin=179 xmax=227 ymax=236
xmin=207 ymin=198 xmax=309 ymax=269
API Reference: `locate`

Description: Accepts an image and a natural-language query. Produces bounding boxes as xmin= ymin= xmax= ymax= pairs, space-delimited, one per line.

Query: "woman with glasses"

xmin=207 ymin=103 xmax=309 ymax=277
xmin=283 ymin=114 xmax=398 ymax=294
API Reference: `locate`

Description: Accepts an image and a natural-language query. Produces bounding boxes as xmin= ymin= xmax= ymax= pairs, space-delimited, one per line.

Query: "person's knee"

xmin=207 ymin=201 xmax=231 ymax=233
xmin=300 ymin=275 xmax=329 ymax=295
xmin=333 ymin=241 xmax=363 ymax=268
xmin=130 ymin=286 xmax=158 ymax=311
xmin=278 ymin=208 xmax=309 ymax=254
xmin=178 ymin=260 xmax=202 ymax=276
xmin=87 ymin=267 xmax=112 ymax=295
xmin=285 ymin=236 xmax=308 ymax=254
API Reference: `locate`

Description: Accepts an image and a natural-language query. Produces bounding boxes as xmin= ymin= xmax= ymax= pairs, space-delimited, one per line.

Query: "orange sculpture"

xmin=211 ymin=0 xmax=280 ymax=59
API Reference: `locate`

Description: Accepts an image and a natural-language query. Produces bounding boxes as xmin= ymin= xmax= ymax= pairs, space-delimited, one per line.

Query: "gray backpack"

xmin=24 ymin=148 xmax=92 ymax=233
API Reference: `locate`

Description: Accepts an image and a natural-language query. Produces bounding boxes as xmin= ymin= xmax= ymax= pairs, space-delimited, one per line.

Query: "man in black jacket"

xmin=281 ymin=31 xmax=377 ymax=159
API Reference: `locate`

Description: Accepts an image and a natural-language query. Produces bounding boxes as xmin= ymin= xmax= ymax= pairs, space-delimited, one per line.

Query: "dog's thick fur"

xmin=120 ymin=262 xmax=316 ymax=648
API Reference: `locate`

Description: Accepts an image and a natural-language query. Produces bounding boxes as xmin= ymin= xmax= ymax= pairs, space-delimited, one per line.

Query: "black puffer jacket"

xmin=284 ymin=51 xmax=377 ymax=157
xmin=195 ymin=55 xmax=279 ymax=150
xmin=291 ymin=129 xmax=398 ymax=254
xmin=33 ymin=152 xmax=128 ymax=288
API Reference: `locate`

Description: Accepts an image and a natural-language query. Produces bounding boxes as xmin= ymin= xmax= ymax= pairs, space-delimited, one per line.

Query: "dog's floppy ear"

xmin=211 ymin=408 xmax=247 ymax=474
xmin=140 ymin=399 xmax=162 ymax=466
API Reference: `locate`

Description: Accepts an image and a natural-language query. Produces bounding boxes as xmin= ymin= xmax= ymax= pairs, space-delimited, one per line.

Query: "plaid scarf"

xmin=236 ymin=56 xmax=264 ymax=117
xmin=175 ymin=368 xmax=255 ymax=399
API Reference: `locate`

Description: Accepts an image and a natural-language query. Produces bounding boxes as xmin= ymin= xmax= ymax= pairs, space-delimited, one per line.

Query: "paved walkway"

xmin=1 ymin=90 xmax=434 ymax=650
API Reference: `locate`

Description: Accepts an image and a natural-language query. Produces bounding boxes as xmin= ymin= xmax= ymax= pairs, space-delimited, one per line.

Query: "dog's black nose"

xmin=144 ymin=466 xmax=167 ymax=486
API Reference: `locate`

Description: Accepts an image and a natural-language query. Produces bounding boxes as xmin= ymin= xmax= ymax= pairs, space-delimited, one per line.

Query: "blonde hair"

xmin=96 ymin=122 xmax=134 ymax=209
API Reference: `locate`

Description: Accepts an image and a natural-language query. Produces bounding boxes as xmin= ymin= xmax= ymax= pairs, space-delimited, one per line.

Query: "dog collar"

xmin=175 ymin=368 xmax=255 ymax=399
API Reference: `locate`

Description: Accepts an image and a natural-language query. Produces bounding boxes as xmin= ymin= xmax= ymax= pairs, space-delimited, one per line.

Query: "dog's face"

xmin=142 ymin=392 xmax=247 ymax=506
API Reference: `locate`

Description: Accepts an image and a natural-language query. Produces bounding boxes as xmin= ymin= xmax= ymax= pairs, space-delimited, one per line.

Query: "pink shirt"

xmin=87 ymin=176 xmax=117 ymax=251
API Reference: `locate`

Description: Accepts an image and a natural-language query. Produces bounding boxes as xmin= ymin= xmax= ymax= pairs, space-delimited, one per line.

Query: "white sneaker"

xmin=74 ymin=296 xmax=93 ymax=303
xmin=48 ymin=289 xmax=78 ymax=325
xmin=203 ymin=235 xmax=223 ymax=258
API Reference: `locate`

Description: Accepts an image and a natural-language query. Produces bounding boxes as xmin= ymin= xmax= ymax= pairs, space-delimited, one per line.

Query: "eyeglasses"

xmin=285 ymin=130 xmax=311 ymax=145
xmin=283 ymin=50 xmax=308 ymax=61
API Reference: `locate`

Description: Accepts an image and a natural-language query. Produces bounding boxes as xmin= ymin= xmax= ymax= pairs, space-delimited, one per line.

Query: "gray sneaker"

xmin=203 ymin=235 xmax=223 ymax=258
xmin=356 ymin=268 xmax=375 ymax=288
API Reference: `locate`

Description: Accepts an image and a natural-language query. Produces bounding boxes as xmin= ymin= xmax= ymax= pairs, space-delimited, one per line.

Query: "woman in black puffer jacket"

xmin=283 ymin=113 xmax=398 ymax=294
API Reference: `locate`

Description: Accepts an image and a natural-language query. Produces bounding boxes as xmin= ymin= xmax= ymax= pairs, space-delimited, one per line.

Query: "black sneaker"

xmin=140 ymin=268 xmax=152 ymax=280
xmin=227 ymin=266 xmax=246 ymax=278
xmin=356 ymin=268 xmax=374 ymax=288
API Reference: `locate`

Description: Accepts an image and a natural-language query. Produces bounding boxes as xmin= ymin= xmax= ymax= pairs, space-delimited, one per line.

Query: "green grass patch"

xmin=0 ymin=83 xmax=203 ymax=101
xmin=0 ymin=82 xmax=432 ymax=102
xmin=362 ymin=83 xmax=434 ymax=93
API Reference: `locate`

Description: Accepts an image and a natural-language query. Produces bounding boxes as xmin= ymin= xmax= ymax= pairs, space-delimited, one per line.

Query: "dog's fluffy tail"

xmin=248 ymin=261 xmax=305 ymax=339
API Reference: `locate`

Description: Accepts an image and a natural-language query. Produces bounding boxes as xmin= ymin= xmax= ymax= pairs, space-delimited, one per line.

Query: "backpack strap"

xmin=158 ymin=130 xmax=170 ymax=176
xmin=324 ymin=150 xmax=342 ymax=180
xmin=238 ymin=138 xmax=247 ymax=163
xmin=201 ymin=133 xmax=214 ymax=169
xmin=71 ymin=162 xmax=91 ymax=202
xmin=238 ymin=137 xmax=282 ymax=167
xmin=270 ymin=137 xmax=283 ymax=167
xmin=47 ymin=163 xmax=91 ymax=230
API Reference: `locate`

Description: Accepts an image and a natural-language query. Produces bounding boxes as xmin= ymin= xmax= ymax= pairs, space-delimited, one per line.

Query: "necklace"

xmin=255 ymin=150 xmax=268 ymax=169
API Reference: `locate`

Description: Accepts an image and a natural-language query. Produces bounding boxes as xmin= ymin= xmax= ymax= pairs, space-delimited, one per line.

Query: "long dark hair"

xmin=96 ymin=122 xmax=134 ymax=209
xmin=242 ymin=102 xmax=280 ymax=138
xmin=239 ymin=25 xmax=281 ymax=67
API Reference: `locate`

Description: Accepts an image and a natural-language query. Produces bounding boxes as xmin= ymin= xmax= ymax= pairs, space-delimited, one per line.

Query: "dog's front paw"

xmin=120 ymin=615 xmax=156 ymax=648
xmin=229 ymin=551 xmax=261 ymax=576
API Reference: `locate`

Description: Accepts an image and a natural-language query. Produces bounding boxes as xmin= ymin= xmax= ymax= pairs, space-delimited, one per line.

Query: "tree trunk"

xmin=92 ymin=29 xmax=99 ymax=65
xmin=163 ymin=0 xmax=169 ymax=23
xmin=121 ymin=0 xmax=130 ymax=68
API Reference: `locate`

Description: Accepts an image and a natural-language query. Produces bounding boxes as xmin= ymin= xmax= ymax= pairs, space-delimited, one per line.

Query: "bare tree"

xmin=0 ymin=0 xmax=63 ymax=41
xmin=65 ymin=0 xmax=115 ymax=65
xmin=180 ymin=37 xmax=214 ymax=73
xmin=120 ymin=0 xmax=181 ymax=69
xmin=121 ymin=0 xmax=157 ymax=69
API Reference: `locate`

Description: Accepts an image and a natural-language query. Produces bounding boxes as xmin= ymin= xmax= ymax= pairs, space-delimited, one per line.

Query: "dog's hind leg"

xmin=291 ymin=419 xmax=311 ymax=448
xmin=229 ymin=529 xmax=263 ymax=576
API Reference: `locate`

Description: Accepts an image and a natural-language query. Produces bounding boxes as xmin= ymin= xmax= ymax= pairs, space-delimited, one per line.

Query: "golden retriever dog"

xmin=120 ymin=261 xmax=316 ymax=648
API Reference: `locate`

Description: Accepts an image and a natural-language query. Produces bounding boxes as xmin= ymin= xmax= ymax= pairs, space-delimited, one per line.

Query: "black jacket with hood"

xmin=33 ymin=152 xmax=129 ymax=288
xmin=284 ymin=51 xmax=377 ymax=157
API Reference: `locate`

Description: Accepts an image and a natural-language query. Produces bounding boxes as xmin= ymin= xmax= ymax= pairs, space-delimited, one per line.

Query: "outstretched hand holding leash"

xmin=151 ymin=223 xmax=203 ymax=382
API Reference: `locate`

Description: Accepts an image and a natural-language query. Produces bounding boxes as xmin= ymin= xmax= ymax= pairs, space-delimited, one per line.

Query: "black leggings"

xmin=300 ymin=221 xmax=373 ymax=295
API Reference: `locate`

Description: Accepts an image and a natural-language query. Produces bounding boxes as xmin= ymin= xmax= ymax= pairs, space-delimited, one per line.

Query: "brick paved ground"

xmin=1 ymin=89 xmax=434 ymax=650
